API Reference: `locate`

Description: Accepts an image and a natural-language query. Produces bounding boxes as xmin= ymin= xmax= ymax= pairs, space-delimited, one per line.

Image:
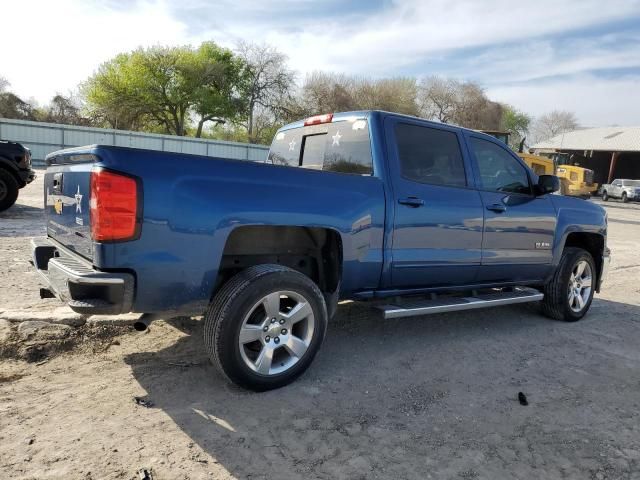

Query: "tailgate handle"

xmin=53 ymin=173 xmax=63 ymax=193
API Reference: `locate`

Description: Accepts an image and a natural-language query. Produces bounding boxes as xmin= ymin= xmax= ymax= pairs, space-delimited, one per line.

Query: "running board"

xmin=377 ymin=288 xmax=543 ymax=319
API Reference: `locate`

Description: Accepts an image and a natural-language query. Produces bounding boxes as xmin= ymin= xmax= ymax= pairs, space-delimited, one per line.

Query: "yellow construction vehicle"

xmin=480 ymin=130 xmax=554 ymax=176
xmin=481 ymin=131 xmax=596 ymax=197
xmin=543 ymin=156 xmax=598 ymax=198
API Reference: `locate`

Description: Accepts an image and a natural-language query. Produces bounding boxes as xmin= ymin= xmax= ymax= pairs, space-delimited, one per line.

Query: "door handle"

xmin=398 ymin=197 xmax=425 ymax=208
xmin=486 ymin=203 xmax=506 ymax=213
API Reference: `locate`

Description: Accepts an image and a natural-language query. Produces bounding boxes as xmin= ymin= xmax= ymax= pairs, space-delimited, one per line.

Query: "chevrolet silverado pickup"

xmin=0 ymin=140 xmax=36 ymax=211
xmin=32 ymin=111 xmax=610 ymax=391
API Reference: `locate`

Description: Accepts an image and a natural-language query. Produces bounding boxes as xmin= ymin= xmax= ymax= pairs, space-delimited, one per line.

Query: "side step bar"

xmin=377 ymin=287 xmax=544 ymax=319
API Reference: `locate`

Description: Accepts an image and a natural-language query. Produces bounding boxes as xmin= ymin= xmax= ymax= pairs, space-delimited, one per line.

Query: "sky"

xmin=2 ymin=0 xmax=640 ymax=127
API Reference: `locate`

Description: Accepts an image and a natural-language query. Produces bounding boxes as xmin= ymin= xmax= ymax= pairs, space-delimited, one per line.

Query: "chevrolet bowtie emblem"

xmin=54 ymin=199 xmax=63 ymax=214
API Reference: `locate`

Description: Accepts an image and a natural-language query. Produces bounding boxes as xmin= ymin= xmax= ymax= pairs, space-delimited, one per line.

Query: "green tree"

xmin=0 ymin=76 xmax=38 ymax=120
xmin=500 ymin=104 xmax=531 ymax=150
xmin=83 ymin=42 xmax=244 ymax=137
xmin=39 ymin=94 xmax=91 ymax=126
xmin=0 ymin=92 xmax=37 ymax=120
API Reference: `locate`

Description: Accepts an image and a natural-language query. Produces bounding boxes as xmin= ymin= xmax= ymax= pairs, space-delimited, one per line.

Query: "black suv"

xmin=0 ymin=140 xmax=36 ymax=211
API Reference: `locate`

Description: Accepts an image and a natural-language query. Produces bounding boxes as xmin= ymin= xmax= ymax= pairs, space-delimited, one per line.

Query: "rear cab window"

xmin=268 ymin=117 xmax=373 ymax=175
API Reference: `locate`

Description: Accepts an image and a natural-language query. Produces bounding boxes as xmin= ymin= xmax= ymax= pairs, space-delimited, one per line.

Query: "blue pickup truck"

xmin=32 ymin=111 xmax=610 ymax=390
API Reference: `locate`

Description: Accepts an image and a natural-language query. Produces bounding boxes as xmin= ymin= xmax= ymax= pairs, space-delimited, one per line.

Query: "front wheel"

xmin=204 ymin=265 xmax=328 ymax=391
xmin=541 ymin=247 xmax=596 ymax=322
xmin=601 ymin=190 xmax=608 ymax=201
xmin=622 ymin=192 xmax=628 ymax=203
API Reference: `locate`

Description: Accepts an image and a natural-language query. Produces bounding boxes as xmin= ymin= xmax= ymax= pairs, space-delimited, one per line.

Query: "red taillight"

xmin=90 ymin=169 xmax=139 ymax=242
xmin=304 ymin=113 xmax=333 ymax=126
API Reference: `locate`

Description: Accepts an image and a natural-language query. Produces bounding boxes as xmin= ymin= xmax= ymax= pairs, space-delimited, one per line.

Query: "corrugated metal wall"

xmin=0 ymin=117 xmax=269 ymax=167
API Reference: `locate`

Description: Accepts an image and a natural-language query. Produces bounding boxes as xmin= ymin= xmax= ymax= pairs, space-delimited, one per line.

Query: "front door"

xmin=466 ymin=134 xmax=557 ymax=283
xmin=387 ymin=118 xmax=484 ymax=288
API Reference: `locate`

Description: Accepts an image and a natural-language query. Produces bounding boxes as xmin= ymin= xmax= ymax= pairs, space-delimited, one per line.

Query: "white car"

xmin=601 ymin=179 xmax=640 ymax=203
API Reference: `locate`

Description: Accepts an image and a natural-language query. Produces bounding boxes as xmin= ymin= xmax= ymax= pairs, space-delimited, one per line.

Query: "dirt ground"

xmin=1 ymin=174 xmax=640 ymax=479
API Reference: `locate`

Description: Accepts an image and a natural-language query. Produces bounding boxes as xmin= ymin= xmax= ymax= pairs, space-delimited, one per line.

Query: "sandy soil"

xmin=1 ymin=176 xmax=640 ymax=479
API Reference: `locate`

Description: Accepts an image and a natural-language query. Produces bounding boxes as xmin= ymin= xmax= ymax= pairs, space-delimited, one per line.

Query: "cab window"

xmin=395 ymin=123 xmax=466 ymax=187
xmin=470 ymin=138 xmax=531 ymax=195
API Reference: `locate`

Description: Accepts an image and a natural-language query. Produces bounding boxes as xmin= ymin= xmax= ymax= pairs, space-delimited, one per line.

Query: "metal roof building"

xmin=532 ymin=127 xmax=640 ymax=185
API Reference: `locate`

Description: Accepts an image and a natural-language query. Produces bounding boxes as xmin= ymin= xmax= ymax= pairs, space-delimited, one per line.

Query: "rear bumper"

xmin=31 ymin=237 xmax=134 ymax=315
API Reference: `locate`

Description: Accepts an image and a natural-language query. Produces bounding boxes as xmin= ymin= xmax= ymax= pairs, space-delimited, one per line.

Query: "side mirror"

xmin=536 ymin=175 xmax=560 ymax=195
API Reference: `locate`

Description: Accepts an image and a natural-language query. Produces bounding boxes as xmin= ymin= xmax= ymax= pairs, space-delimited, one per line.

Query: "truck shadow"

xmin=0 ymin=203 xmax=43 ymax=219
xmin=124 ymin=297 xmax=640 ymax=479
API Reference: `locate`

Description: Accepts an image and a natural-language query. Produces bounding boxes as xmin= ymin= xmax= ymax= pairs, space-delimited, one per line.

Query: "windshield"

xmin=268 ymin=118 xmax=373 ymax=175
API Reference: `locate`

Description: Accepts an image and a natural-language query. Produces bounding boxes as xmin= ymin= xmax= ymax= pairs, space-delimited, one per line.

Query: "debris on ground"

xmin=133 ymin=397 xmax=154 ymax=408
xmin=137 ymin=468 xmax=153 ymax=479
xmin=518 ymin=392 xmax=528 ymax=406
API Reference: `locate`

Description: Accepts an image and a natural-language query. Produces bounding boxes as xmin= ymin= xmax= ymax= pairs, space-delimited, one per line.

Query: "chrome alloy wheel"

xmin=238 ymin=291 xmax=315 ymax=376
xmin=568 ymin=260 xmax=592 ymax=313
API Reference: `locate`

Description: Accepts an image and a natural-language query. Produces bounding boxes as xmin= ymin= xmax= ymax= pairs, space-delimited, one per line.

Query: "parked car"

xmin=32 ymin=111 xmax=610 ymax=391
xmin=0 ymin=140 xmax=36 ymax=211
xmin=600 ymin=179 xmax=640 ymax=203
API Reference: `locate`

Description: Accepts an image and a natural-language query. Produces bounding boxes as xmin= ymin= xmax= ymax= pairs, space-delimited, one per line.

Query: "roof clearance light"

xmin=304 ymin=113 xmax=333 ymax=126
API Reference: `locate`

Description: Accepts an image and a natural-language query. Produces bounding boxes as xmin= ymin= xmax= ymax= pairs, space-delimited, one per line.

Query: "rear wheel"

xmin=0 ymin=169 xmax=19 ymax=212
xmin=601 ymin=190 xmax=608 ymax=201
xmin=204 ymin=265 xmax=327 ymax=391
xmin=541 ymin=247 xmax=595 ymax=322
xmin=622 ymin=192 xmax=628 ymax=203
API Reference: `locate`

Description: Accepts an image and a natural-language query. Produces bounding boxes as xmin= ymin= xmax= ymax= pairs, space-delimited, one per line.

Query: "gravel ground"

xmin=1 ymin=175 xmax=640 ymax=479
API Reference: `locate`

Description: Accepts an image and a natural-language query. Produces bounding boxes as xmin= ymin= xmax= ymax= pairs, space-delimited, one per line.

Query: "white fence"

xmin=0 ymin=118 xmax=270 ymax=167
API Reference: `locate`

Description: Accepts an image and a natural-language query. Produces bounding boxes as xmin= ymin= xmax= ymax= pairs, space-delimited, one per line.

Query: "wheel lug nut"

xmin=279 ymin=319 xmax=285 ymax=324
xmin=271 ymin=318 xmax=276 ymax=323
xmin=274 ymin=337 xmax=280 ymax=344
xmin=281 ymin=329 xmax=287 ymax=335
xmin=263 ymin=326 xmax=268 ymax=332
xmin=265 ymin=335 xmax=270 ymax=342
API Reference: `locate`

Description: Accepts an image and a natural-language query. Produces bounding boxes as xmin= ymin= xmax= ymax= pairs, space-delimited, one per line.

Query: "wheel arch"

xmin=213 ymin=225 xmax=343 ymax=314
xmin=557 ymin=231 xmax=605 ymax=292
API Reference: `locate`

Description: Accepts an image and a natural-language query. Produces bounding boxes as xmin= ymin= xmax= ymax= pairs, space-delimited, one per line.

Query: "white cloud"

xmin=488 ymin=74 xmax=640 ymax=127
xmin=2 ymin=0 xmax=190 ymax=102
xmin=1 ymin=0 xmax=640 ymax=126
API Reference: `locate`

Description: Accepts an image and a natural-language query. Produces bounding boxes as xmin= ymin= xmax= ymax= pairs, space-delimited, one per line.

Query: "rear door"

xmin=465 ymin=133 xmax=556 ymax=283
xmin=44 ymin=154 xmax=95 ymax=260
xmin=386 ymin=117 xmax=484 ymax=288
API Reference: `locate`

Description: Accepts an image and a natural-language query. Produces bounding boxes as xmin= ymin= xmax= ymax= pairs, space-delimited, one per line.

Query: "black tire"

xmin=0 ymin=169 xmax=19 ymax=212
xmin=601 ymin=190 xmax=608 ymax=201
xmin=622 ymin=192 xmax=628 ymax=203
xmin=541 ymin=247 xmax=596 ymax=322
xmin=204 ymin=265 xmax=328 ymax=391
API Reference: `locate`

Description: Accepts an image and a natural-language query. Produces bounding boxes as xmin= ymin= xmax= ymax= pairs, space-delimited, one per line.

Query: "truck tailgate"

xmin=44 ymin=155 xmax=95 ymax=261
